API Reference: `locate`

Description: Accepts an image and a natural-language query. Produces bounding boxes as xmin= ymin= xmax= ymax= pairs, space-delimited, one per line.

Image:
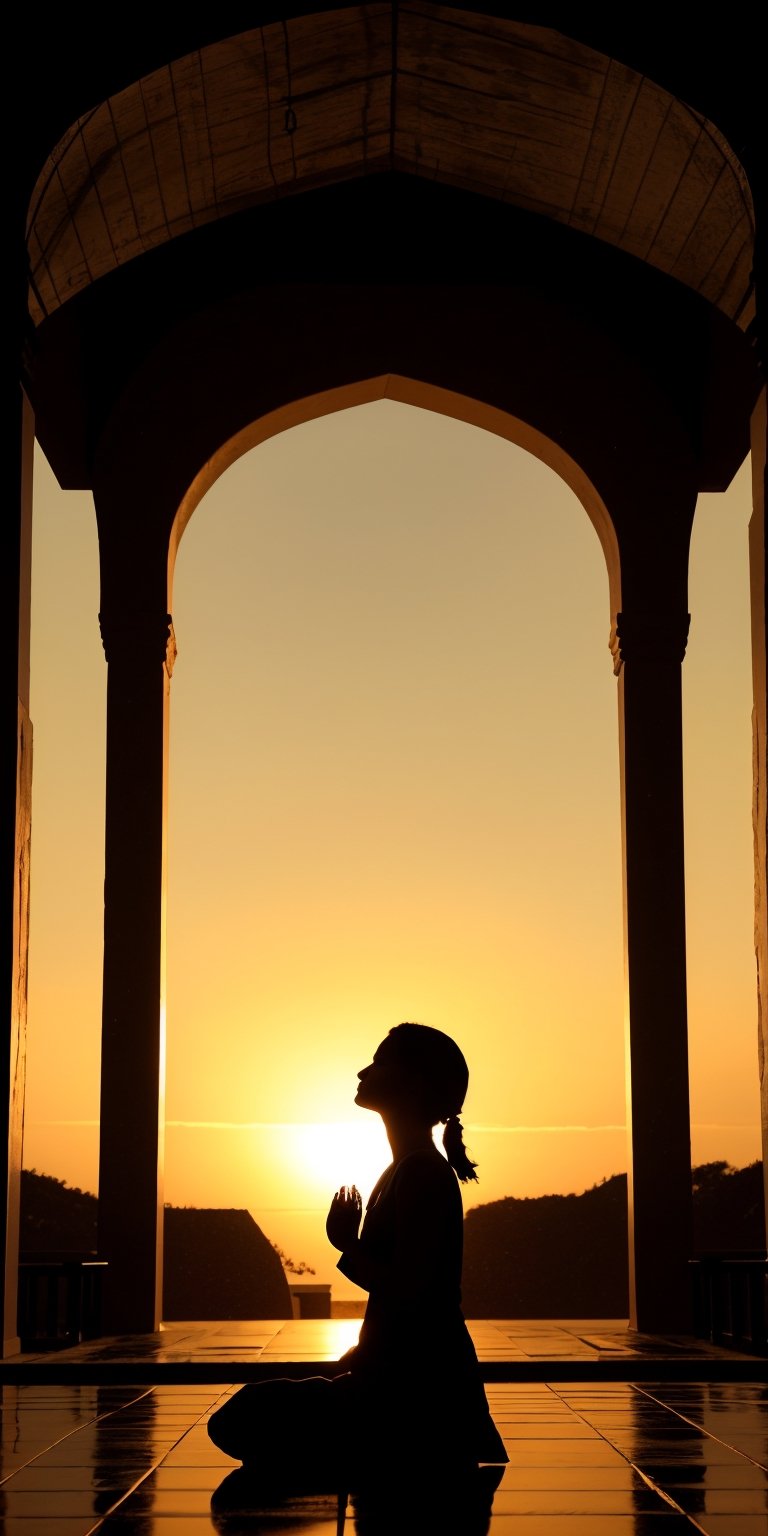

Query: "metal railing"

xmin=690 ymin=1253 xmax=767 ymax=1355
xmin=17 ymin=1256 xmax=107 ymax=1351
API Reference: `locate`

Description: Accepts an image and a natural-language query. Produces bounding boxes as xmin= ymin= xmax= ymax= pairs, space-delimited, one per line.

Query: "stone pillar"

xmin=750 ymin=390 xmax=768 ymax=1237
xmin=0 ymin=391 xmax=33 ymax=1356
xmin=97 ymin=608 xmax=176 ymax=1333
xmin=611 ymin=608 xmax=693 ymax=1334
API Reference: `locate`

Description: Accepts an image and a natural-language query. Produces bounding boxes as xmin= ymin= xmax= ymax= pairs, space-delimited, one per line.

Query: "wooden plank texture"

xmin=26 ymin=3 xmax=754 ymax=326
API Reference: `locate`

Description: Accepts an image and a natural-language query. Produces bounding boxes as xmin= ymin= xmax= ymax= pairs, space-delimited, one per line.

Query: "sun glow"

xmin=289 ymin=1120 xmax=392 ymax=1204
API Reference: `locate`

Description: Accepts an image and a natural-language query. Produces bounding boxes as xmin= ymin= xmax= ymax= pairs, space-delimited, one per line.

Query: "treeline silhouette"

xmin=462 ymin=1162 xmax=765 ymax=1317
xmin=692 ymin=1161 xmax=765 ymax=1249
xmin=22 ymin=1161 xmax=764 ymax=1320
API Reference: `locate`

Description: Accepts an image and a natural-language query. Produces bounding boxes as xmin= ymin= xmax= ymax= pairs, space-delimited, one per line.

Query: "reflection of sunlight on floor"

xmin=325 ymin=1318 xmax=361 ymax=1357
xmin=260 ymin=1317 xmax=362 ymax=1358
xmin=288 ymin=1121 xmax=392 ymax=1204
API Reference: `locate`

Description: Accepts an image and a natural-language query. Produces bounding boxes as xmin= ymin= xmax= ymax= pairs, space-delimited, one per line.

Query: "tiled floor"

xmin=0 ymin=1378 xmax=766 ymax=1533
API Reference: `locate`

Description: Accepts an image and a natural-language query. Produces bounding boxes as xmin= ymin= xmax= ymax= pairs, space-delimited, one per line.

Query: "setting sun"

xmin=288 ymin=1121 xmax=392 ymax=1205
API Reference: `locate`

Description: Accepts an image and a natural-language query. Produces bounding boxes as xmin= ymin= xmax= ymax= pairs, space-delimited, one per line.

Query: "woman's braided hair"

xmin=387 ymin=1022 xmax=478 ymax=1183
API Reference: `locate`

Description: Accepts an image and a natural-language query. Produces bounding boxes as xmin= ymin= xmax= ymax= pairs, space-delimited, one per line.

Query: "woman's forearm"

xmin=336 ymin=1239 xmax=375 ymax=1292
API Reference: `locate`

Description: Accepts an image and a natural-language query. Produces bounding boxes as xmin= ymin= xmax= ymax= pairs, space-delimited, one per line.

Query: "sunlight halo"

xmin=288 ymin=1120 xmax=392 ymax=1203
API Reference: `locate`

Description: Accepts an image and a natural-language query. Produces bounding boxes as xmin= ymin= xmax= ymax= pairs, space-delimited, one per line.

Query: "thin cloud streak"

xmin=31 ymin=1118 xmax=757 ymax=1132
xmin=466 ymin=1124 xmax=625 ymax=1134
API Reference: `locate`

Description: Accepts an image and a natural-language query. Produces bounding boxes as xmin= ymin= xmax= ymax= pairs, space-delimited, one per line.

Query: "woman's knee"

xmin=208 ymin=1385 xmax=262 ymax=1459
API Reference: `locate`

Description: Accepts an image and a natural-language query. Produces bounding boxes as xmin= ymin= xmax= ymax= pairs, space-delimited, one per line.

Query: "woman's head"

xmin=356 ymin=1022 xmax=478 ymax=1182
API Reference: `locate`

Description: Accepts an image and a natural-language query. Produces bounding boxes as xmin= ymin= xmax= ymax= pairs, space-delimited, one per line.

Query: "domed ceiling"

xmin=26 ymin=3 xmax=754 ymax=327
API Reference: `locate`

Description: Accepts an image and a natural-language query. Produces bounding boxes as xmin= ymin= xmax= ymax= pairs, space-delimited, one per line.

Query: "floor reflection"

xmin=552 ymin=1379 xmax=768 ymax=1529
xmin=349 ymin=1462 xmax=503 ymax=1535
xmin=637 ymin=1380 xmax=768 ymax=1522
xmin=211 ymin=1469 xmax=344 ymax=1532
xmin=210 ymin=1461 xmax=503 ymax=1535
xmin=90 ymin=1382 xmax=158 ymax=1531
xmin=1 ymin=1378 xmax=765 ymax=1532
xmin=630 ymin=1380 xmax=708 ymax=1521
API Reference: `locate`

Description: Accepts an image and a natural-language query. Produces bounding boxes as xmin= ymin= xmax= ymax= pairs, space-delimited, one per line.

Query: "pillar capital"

xmin=99 ymin=609 xmax=177 ymax=675
xmin=609 ymin=609 xmax=690 ymax=675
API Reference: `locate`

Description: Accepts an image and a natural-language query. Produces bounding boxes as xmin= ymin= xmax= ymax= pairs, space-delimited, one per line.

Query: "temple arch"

xmin=90 ymin=335 xmax=698 ymax=1330
xmin=169 ymin=376 xmax=622 ymax=616
xmin=5 ymin=3 xmax=764 ymax=1355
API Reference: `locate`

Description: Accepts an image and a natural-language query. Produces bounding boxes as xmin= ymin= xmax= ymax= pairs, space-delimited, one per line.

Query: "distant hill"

xmin=20 ymin=1171 xmax=291 ymax=1320
xmin=463 ymin=1173 xmax=629 ymax=1317
xmin=692 ymin=1161 xmax=765 ymax=1252
xmin=22 ymin=1161 xmax=764 ymax=1322
xmin=20 ymin=1169 xmax=97 ymax=1253
xmin=462 ymin=1162 xmax=765 ymax=1318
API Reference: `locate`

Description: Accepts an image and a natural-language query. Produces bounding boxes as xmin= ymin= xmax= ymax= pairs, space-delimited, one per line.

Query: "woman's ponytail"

xmin=442 ymin=1115 xmax=478 ymax=1183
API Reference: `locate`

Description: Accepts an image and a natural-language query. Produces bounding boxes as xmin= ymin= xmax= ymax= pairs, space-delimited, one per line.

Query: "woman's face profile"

xmin=355 ymin=1039 xmax=406 ymax=1113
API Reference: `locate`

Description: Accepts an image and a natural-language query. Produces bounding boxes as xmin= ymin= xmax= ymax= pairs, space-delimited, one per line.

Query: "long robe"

xmin=207 ymin=1147 xmax=507 ymax=1477
xmin=337 ymin=1147 xmax=508 ymax=1466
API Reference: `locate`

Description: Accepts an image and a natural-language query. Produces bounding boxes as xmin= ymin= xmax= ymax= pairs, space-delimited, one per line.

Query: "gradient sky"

xmin=24 ymin=402 xmax=760 ymax=1292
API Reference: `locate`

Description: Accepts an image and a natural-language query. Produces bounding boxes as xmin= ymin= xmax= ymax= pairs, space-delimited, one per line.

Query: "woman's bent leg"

xmin=208 ymin=1383 xmax=268 ymax=1462
xmin=208 ymin=1376 xmax=352 ymax=1474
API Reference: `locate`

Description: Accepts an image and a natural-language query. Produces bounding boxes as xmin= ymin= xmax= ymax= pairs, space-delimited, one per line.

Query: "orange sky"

xmin=24 ymin=402 xmax=760 ymax=1292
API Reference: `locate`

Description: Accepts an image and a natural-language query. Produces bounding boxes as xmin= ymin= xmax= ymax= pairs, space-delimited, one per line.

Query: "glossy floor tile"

xmin=0 ymin=1377 xmax=765 ymax=1531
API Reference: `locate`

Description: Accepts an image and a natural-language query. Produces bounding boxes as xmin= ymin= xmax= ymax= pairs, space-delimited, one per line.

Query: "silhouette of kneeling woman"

xmin=208 ymin=1023 xmax=507 ymax=1487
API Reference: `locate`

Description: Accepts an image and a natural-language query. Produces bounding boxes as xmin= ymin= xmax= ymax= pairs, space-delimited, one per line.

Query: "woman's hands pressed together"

xmin=326 ymin=1184 xmax=362 ymax=1251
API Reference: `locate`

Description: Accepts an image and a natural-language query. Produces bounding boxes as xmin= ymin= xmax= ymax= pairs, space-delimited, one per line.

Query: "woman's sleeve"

xmin=337 ymin=1157 xmax=456 ymax=1303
